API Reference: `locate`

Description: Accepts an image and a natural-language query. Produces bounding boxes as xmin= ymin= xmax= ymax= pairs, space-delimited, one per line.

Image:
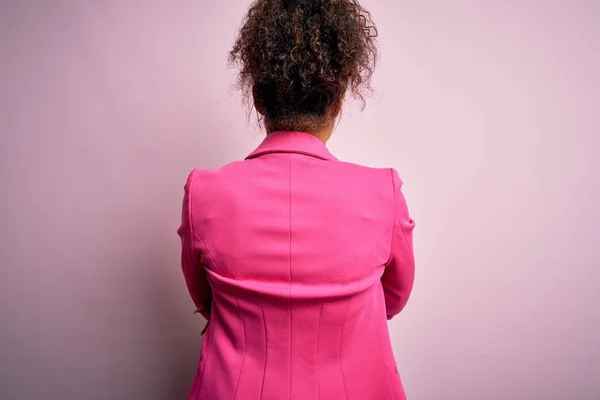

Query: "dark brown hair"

xmin=229 ymin=0 xmax=378 ymax=133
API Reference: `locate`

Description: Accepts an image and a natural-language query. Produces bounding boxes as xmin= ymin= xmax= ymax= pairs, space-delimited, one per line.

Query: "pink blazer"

xmin=178 ymin=131 xmax=415 ymax=400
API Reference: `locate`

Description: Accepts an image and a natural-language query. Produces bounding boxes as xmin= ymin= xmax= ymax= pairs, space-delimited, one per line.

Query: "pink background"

xmin=1 ymin=1 xmax=599 ymax=399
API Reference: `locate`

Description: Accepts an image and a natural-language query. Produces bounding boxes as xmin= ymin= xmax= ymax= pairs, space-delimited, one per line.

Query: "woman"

xmin=177 ymin=1 xmax=415 ymax=399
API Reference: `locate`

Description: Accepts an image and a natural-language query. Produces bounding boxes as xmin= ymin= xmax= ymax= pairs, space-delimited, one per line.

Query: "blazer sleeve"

xmin=382 ymin=168 xmax=416 ymax=320
xmin=177 ymin=170 xmax=212 ymax=320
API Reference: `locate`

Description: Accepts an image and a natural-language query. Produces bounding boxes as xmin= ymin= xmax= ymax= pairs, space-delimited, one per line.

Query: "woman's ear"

xmin=252 ymin=85 xmax=266 ymax=116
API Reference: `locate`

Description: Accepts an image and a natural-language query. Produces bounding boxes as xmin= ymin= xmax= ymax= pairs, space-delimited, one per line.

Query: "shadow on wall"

xmin=0 ymin=0 xmax=244 ymax=398
xmin=96 ymin=215 xmax=209 ymax=399
xmin=141 ymin=257 xmax=202 ymax=399
xmin=122 ymin=128 xmax=232 ymax=398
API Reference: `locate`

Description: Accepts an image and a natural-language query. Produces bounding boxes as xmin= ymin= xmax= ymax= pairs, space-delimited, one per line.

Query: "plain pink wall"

xmin=1 ymin=1 xmax=599 ymax=399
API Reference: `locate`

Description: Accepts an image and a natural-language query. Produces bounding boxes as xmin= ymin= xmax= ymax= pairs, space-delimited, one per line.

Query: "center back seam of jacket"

xmin=288 ymin=154 xmax=293 ymax=400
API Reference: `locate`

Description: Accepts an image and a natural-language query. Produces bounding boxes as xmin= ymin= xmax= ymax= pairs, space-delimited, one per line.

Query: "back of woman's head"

xmin=229 ymin=0 xmax=378 ymax=133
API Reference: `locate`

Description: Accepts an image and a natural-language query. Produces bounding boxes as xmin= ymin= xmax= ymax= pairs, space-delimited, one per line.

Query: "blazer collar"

xmin=245 ymin=131 xmax=338 ymax=161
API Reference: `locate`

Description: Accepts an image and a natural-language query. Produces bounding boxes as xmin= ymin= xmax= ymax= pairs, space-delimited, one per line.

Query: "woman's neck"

xmin=266 ymin=119 xmax=335 ymax=144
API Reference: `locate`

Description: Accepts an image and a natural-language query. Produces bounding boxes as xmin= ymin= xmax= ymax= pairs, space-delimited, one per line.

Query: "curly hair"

xmin=229 ymin=0 xmax=378 ymax=133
